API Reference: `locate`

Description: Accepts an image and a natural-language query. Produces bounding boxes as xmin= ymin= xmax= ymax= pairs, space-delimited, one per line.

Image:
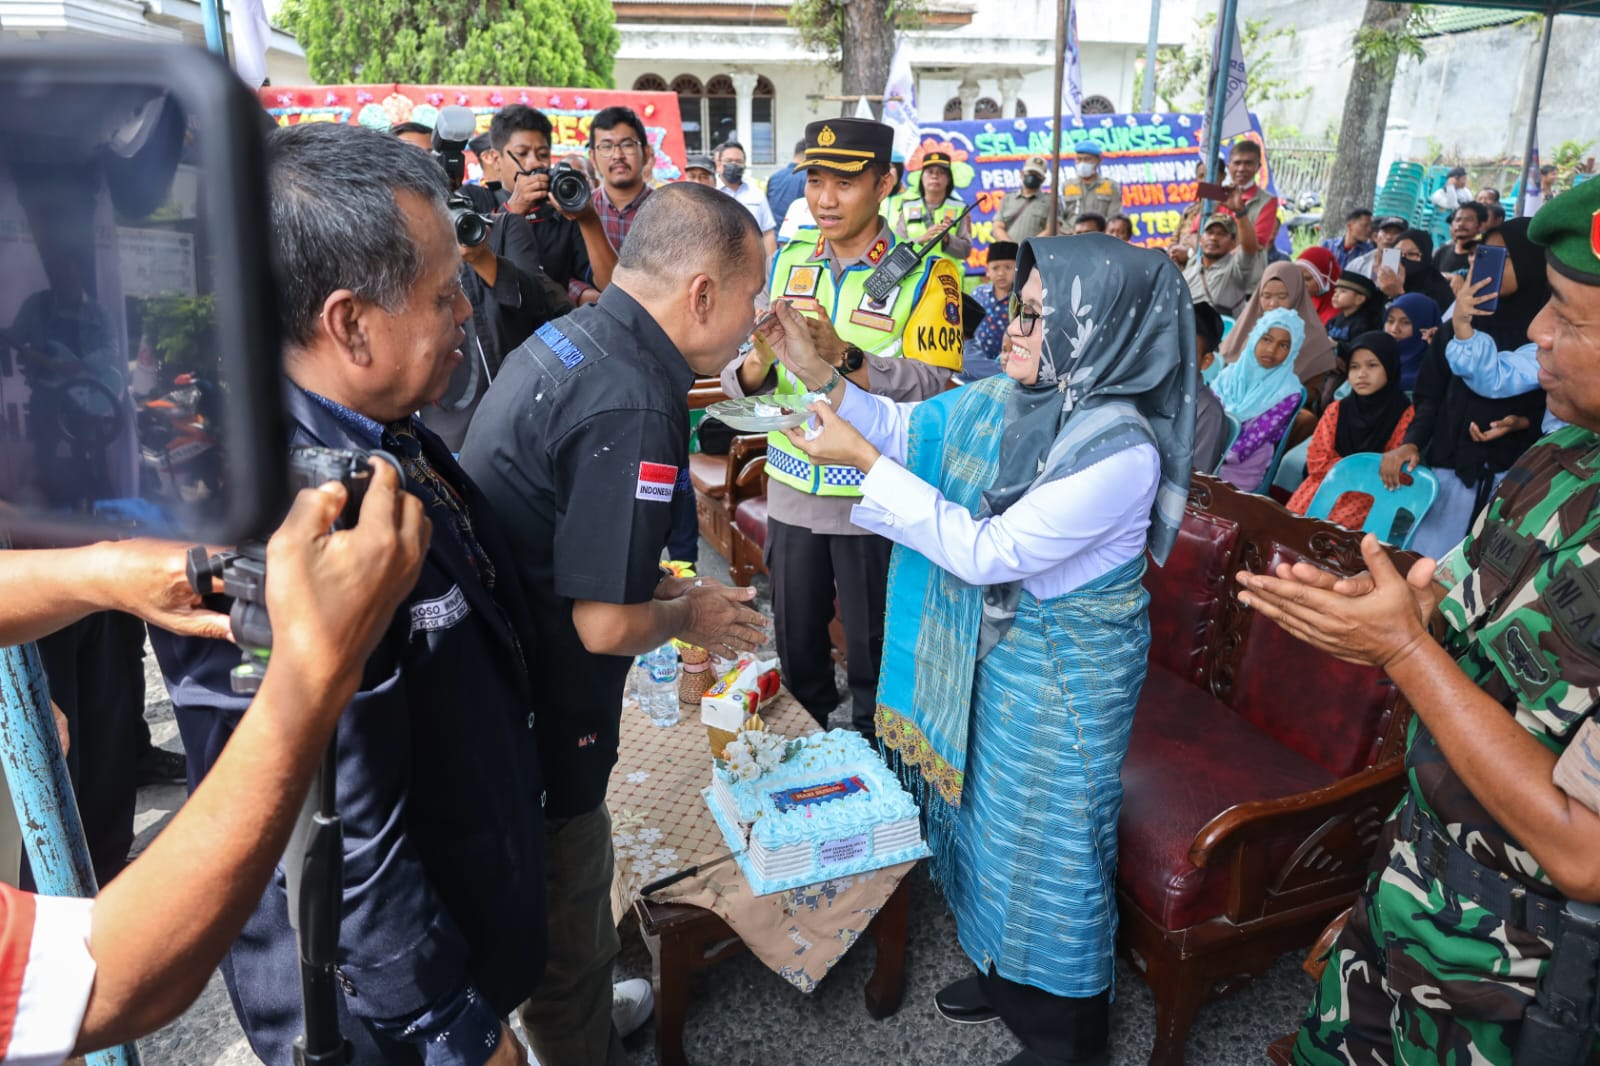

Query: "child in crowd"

xmin=1191 ymin=301 xmax=1229 ymax=472
xmin=1214 ymin=307 xmax=1306 ymax=491
xmin=1286 ymin=331 xmax=1415 ymax=528
xmin=1219 ymin=262 xmax=1338 ymax=391
xmin=1324 ymin=273 xmax=1384 ymax=359
xmin=1384 ymin=293 xmax=1441 ymax=391
xmin=1295 ymin=246 xmax=1342 ymax=325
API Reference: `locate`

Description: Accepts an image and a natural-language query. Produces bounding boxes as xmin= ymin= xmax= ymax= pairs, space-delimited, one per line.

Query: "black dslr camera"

xmin=447 ymin=191 xmax=491 ymax=247
xmin=186 ymin=447 xmax=396 ymax=694
xmin=537 ymin=161 xmax=592 ymax=214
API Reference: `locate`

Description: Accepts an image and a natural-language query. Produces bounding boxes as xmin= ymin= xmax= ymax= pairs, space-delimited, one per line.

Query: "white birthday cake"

xmin=705 ymin=728 xmax=929 ymax=895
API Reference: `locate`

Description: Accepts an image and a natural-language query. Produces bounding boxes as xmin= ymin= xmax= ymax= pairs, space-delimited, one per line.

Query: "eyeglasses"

xmin=1008 ymin=295 xmax=1041 ymax=337
xmin=592 ymin=139 xmax=643 ymax=157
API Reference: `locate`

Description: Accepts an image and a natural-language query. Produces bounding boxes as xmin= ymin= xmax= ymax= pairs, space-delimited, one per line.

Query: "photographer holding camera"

xmin=0 ymin=462 xmax=428 ymax=1064
xmin=392 ymin=127 xmax=571 ymax=449
xmin=151 ymin=122 xmax=548 ymax=1066
xmin=490 ymin=104 xmax=618 ymax=307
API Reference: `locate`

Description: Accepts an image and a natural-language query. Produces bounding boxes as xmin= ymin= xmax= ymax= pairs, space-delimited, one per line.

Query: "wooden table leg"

xmin=639 ymin=912 xmax=691 ymax=1066
xmin=863 ymin=874 xmax=912 ymax=1019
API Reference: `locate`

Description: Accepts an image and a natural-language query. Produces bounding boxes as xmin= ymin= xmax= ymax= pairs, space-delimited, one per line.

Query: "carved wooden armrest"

xmin=1188 ymin=759 xmax=1406 ymax=922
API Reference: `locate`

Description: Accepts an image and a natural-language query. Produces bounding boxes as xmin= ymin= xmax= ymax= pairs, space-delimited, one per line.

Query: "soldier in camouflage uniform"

xmin=1238 ymin=175 xmax=1600 ymax=1065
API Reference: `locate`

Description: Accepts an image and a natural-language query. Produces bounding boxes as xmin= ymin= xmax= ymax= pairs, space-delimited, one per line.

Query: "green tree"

xmin=278 ymin=0 xmax=619 ymax=88
xmin=1322 ymin=1 xmax=1430 ymax=229
xmin=788 ymin=0 xmax=924 ymax=117
xmin=1142 ymin=15 xmax=1310 ymax=114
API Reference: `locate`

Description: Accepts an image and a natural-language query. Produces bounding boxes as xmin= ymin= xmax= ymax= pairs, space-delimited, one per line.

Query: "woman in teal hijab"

xmin=765 ymin=234 xmax=1196 ymax=1066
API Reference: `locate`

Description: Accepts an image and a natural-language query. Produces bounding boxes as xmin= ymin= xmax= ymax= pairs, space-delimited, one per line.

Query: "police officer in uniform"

xmin=1059 ymin=140 xmax=1122 ymax=228
xmin=722 ymin=117 xmax=964 ymax=738
xmin=890 ymin=148 xmax=973 ymax=269
xmin=1241 ymin=175 xmax=1600 ymax=1065
xmin=461 ymin=183 xmax=769 ymax=1066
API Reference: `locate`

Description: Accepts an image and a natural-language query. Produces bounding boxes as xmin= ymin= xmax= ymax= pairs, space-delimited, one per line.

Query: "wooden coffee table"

xmin=633 ymin=873 xmax=912 ymax=1066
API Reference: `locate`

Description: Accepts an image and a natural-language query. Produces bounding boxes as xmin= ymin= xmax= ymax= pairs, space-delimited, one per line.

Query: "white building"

xmin=0 ymin=0 xmax=308 ymax=85
xmin=612 ymin=0 xmax=1199 ymax=176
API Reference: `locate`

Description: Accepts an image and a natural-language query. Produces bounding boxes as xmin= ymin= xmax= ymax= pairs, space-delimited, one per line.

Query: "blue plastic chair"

xmin=1305 ymin=452 xmax=1439 ymax=550
xmin=1252 ymin=387 xmax=1307 ymax=495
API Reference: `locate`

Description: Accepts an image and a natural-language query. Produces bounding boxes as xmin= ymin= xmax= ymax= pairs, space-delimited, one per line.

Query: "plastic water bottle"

xmin=640 ymin=644 xmax=680 ymax=727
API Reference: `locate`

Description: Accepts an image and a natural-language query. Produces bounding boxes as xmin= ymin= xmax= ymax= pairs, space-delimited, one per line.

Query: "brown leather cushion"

xmin=1143 ymin=508 xmax=1240 ymax=685
xmin=1227 ymin=543 xmax=1399 ymax=778
xmin=689 ymin=452 xmax=729 ymax=498
xmin=734 ymin=496 xmax=768 ymax=549
xmin=1119 ymin=666 xmax=1335 ymax=930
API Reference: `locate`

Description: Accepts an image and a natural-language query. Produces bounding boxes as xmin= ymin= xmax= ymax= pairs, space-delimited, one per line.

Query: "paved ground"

xmin=136 ymin=540 xmax=1312 ymax=1064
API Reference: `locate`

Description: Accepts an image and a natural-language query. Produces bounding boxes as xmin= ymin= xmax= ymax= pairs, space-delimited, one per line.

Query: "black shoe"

xmin=935 ymin=974 xmax=1000 ymax=1025
xmin=137 ymin=746 xmax=187 ymax=786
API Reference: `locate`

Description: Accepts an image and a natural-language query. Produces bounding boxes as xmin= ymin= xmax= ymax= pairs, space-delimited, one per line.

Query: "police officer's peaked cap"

xmin=1529 ymin=177 xmax=1600 ymax=286
xmin=920 ymin=149 xmax=954 ymax=171
xmin=802 ymin=118 xmax=893 ymax=175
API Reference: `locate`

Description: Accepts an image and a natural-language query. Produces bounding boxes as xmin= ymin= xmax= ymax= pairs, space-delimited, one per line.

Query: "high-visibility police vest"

xmin=764 ymin=228 xmax=963 ymax=497
xmin=892 ymin=193 xmax=967 ymax=267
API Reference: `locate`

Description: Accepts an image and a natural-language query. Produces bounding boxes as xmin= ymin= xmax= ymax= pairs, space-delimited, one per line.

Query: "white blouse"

xmin=837 ymin=385 xmax=1160 ymax=599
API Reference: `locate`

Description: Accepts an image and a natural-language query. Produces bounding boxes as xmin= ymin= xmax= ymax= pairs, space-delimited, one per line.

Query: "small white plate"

xmin=706 ymin=394 xmax=824 ymax=433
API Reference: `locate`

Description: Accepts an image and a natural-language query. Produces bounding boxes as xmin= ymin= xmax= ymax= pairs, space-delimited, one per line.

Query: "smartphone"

xmin=1468 ymin=244 xmax=1508 ymax=313
xmin=1379 ymin=247 xmax=1402 ymax=275
xmin=1195 ymin=181 xmax=1231 ymax=203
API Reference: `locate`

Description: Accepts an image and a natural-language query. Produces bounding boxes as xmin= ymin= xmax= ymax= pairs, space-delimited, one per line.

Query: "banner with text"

xmin=258 ymin=85 xmax=690 ymax=185
xmin=908 ymin=112 xmax=1273 ymax=274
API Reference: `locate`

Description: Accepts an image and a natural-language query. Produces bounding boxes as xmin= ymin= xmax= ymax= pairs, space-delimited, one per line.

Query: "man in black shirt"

xmin=489 ymin=104 xmax=618 ymax=307
xmin=460 ymin=183 xmax=769 ymax=1066
xmin=1435 ymin=201 xmax=1488 ymax=276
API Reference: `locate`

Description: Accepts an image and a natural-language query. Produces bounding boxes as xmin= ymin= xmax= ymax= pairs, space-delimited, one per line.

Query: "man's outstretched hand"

xmin=1235 ymin=534 xmax=1439 ymax=670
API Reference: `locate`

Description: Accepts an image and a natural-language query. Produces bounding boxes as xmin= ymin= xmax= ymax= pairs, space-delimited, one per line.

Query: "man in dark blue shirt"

xmin=152 ymin=123 xmax=545 ymax=1066
xmin=460 ymin=183 xmax=769 ymax=1066
xmin=764 ymin=138 xmax=808 ymax=227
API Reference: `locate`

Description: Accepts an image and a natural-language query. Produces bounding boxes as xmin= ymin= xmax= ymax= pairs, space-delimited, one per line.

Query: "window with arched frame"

xmin=1082 ymin=94 xmax=1116 ymax=115
xmin=632 ymin=73 xmax=669 ymax=93
xmin=974 ymin=97 xmax=1001 ymax=119
xmin=1014 ymin=99 xmax=1028 ymax=118
xmin=670 ymin=73 xmax=776 ymax=163
xmin=943 ymin=96 xmax=961 ymax=121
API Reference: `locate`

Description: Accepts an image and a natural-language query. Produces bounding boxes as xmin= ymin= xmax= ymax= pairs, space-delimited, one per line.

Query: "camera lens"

xmin=446 ymin=193 xmax=490 ymax=247
xmin=549 ymin=165 xmax=591 ymax=214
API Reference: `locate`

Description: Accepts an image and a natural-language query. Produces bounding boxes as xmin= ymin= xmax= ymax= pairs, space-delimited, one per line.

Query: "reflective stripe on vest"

xmin=763 ymin=230 xmax=929 ymax=497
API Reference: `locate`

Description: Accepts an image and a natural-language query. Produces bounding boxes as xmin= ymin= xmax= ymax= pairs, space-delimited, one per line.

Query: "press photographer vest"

xmin=893 ymin=193 xmax=967 ymax=267
xmin=764 ymin=229 xmax=954 ymax=497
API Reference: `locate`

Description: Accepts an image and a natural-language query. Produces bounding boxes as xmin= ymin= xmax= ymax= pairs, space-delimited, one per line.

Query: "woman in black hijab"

xmin=1383 ymin=218 xmax=1549 ymax=558
xmin=1377 ymin=229 xmax=1455 ymax=313
xmin=1287 ymin=331 xmax=1414 ymax=528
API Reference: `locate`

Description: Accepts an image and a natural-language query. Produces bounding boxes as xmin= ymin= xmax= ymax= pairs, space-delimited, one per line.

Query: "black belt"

xmin=1396 ymin=796 xmax=1565 ymax=939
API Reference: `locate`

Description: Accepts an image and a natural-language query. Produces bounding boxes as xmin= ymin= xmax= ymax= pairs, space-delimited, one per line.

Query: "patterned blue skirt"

xmin=949 ymin=562 xmax=1151 ymax=997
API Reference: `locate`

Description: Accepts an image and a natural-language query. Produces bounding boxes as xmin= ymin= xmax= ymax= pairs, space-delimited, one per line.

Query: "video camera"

xmin=185 ymin=447 xmax=397 ymax=694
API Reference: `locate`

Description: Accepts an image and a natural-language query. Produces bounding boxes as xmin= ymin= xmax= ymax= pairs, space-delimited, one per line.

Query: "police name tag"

xmin=636 ymin=461 xmax=677 ymax=502
xmin=410 ymin=585 xmax=470 ymax=637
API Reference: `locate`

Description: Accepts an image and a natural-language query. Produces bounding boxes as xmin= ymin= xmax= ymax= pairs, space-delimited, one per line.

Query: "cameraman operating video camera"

xmin=151 ymin=121 xmax=548 ymax=1066
xmin=0 ymin=461 xmax=428 ymax=1063
xmin=489 ymin=104 xmax=618 ymax=307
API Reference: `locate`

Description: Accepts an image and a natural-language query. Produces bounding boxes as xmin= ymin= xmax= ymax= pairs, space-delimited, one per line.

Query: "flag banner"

xmin=1063 ymin=3 xmax=1084 ymax=119
xmin=882 ymin=39 xmax=921 ymax=162
xmin=1201 ymin=20 xmax=1252 ymax=144
xmin=905 ymin=112 xmax=1273 ymax=273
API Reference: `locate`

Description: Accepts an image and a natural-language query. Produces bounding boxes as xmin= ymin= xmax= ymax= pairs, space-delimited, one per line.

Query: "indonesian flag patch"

xmin=636 ymin=461 xmax=678 ymax=502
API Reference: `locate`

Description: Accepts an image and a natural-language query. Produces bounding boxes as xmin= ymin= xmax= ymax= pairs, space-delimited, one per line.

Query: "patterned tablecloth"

xmin=608 ymin=686 xmax=916 ymax=993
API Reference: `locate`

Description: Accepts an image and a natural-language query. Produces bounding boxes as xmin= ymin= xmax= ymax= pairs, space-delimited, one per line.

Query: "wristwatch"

xmin=840 ymin=344 xmax=866 ymax=373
